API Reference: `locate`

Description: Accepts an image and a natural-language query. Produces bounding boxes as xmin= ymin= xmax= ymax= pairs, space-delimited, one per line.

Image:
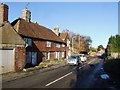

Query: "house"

xmin=59 ymin=32 xmax=71 ymax=59
xmin=11 ymin=8 xmax=66 ymax=68
xmin=53 ymin=26 xmax=71 ymax=58
xmin=0 ymin=3 xmax=25 ymax=74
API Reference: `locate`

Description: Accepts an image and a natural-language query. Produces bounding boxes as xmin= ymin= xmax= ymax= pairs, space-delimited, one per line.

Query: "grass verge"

xmin=38 ymin=59 xmax=67 ymax=68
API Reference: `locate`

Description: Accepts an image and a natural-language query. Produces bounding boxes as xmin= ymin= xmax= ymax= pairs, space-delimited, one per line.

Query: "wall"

xmin=14 ymin=47 xmax=25 ymax=71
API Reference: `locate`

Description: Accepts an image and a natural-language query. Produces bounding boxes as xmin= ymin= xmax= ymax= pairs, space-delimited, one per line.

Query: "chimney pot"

xmin=22 ymin=8 xmax=31 ymax=22
xmin=53 ymin=25 xmax=59 ymax=36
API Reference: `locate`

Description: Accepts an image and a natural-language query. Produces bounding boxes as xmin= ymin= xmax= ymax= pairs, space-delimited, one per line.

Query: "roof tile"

xmin=12 ymin=18 xmax=64 ymax=43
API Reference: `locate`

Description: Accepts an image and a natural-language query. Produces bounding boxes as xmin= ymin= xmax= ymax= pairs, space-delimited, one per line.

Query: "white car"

xmin=79 ymin=54 xmax=87 ymax=62
xmin=67 ymin=55 xmax=80 ymax=65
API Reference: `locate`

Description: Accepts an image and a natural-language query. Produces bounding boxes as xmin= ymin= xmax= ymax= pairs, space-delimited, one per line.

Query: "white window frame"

xmin=54 ymin=52 xmax=58 ymax=59
xmin=56 ymin=43 xmax=60 ymax=48
xmin=62 ymin=52 xmax=65 ymax=58
xmin=54 ymin=52 xmax=60 ymax=59
xmin=46 ymin=52 xmax=50 ymax=60
xmin=46 ymin=41 xmax=51 ymax=47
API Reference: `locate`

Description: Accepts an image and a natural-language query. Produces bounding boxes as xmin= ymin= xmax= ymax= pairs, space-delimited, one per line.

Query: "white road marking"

xmin=45 ymin=72 xmax=73 ymax=87
xmin=46 ymin=59 xmax=95 ymax=87
xmin=79 ymin=59 xmax=95 ymax=69
xmin=79 ymin=64 xmax=86 ymax=69
xmin=88 ymin=60 xmax=94 ymax=64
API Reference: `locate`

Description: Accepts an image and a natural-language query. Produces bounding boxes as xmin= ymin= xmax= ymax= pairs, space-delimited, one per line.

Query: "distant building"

xmin=59 ymin=32 xmax=71 ymax=58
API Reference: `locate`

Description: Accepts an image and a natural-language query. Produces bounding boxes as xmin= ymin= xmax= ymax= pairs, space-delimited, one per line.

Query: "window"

xmin=26 ymin=52 xmax=31 ymax=64
xmin=24 ymin=38 xmax=32 ymax=46
xmin=26 ymin=52 xmax=37 ymax=65
xmin=56 ymin=43 xmax=60 ymax=48
xmin=54 ymin=52 xmax=58 ymax=59
xmin=32 ymin=52 xmax=37 ymax=65
xmin=46 ymin=52 xmax=50 ymax=60
xmin=46 ymin=41 xmax=51 ymax=47
xmin=62 ymin=44 xmax=65 ymax=47
xmin=28 ymin=38 xmax=32 ymax=46
xmin=62 ymin=52 xmax=65 ymax=58
xmin=54 ymin=52 xmax=59 ymax=59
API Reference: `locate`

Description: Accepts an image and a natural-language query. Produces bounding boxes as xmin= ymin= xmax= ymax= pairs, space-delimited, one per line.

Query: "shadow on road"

xmin=69 ymin=59 xmax=118 ymax=89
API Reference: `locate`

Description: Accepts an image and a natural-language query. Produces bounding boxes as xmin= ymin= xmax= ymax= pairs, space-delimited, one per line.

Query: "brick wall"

xmin=14 ymin=47 xmax=25 ymax=71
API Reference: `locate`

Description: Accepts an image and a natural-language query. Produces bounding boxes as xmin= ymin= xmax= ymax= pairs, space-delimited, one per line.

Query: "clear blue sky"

xmin=5 ymin=2 xmax=118 ymax=48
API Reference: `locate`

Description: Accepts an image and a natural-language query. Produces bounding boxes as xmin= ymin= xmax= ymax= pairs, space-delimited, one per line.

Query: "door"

xmin=0 ymin=49 xmax=14 ymax=74
xmin=26 ymin=52 xmax=31 ymax=64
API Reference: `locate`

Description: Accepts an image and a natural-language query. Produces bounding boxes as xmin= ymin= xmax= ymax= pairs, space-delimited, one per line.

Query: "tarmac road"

xmin=2 ymin=57 xmax=119 ymax=89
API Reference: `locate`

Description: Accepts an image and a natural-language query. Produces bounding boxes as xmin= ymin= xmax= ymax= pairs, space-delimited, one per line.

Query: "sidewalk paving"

xmin=2 ymin=62 xmax=67 ymax=83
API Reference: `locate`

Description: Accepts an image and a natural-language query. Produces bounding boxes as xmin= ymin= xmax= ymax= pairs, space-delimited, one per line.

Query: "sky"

xmin=5 ymin=2 xmax=118 ymax=48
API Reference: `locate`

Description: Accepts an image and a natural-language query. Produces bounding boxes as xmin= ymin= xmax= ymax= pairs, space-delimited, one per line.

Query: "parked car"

xmin=79 ymin=54 xmax=87 ymax=62
xmin=67 ymin=55 xmax=81 ymax=65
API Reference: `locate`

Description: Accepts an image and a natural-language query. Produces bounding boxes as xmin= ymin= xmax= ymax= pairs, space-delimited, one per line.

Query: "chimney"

xmin=53 ymin=25 xmax=59 ymax=36
xmin=0 ymin=3 xmax=8 ymax=24
xmin=22 ymin=8 xmax=31 ymax=22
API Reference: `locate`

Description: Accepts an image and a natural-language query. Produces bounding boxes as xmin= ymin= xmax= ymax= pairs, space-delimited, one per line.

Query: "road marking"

xmin=45 ymin=72 xmax=73 ymax=87
xmin=79 ymin=59 xmax=95 ymax=69
xmin=88 ymin=60 xmax=94 ymax=64
xmin=79 ymin=64 xmax=86 ymax=69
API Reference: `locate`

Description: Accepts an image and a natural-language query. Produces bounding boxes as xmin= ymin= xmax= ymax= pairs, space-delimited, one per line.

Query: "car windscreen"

xmin=68 ymin=56 xmax=76 ymax=59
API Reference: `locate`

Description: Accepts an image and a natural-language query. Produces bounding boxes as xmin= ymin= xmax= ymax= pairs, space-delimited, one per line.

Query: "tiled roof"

xmin=0 ymin=21 xmax=25 ymax=47
xmin=59 ymin=32 xmax=69 ymax=40
xmin=11 ymin=18 xmax=64 ymax=43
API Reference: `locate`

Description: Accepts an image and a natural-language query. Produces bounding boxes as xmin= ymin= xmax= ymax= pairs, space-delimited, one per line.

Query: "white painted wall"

xmin=0 ymin=49 xmax=15 ymax=74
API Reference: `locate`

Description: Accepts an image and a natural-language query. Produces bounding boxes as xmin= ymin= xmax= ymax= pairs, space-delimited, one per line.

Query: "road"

xmin=2 ymin=57 xmax=118 ymax=89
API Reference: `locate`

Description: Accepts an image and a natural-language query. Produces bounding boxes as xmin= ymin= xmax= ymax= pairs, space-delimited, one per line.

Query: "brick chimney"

xmin=0 ymin=3 xmax=8 ymax=24
xmin=53 ymin=25 xmax=59 ymax=36
xmin=22 ymin=8 xmax=31 ymax=22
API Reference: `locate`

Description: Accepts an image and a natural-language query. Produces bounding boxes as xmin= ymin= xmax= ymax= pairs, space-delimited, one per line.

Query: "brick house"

xmin=53 ymin=26 xmax=71 ymax=59
xmin=11 ymin=8 xmax=66 ymax=68
xmin=59 ymin=32 xmax=71 ymax=59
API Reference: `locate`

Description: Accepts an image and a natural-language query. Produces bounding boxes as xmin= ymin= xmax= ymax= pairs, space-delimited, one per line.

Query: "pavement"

xmin=2 ymin=62 xmax=67 ymax=83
